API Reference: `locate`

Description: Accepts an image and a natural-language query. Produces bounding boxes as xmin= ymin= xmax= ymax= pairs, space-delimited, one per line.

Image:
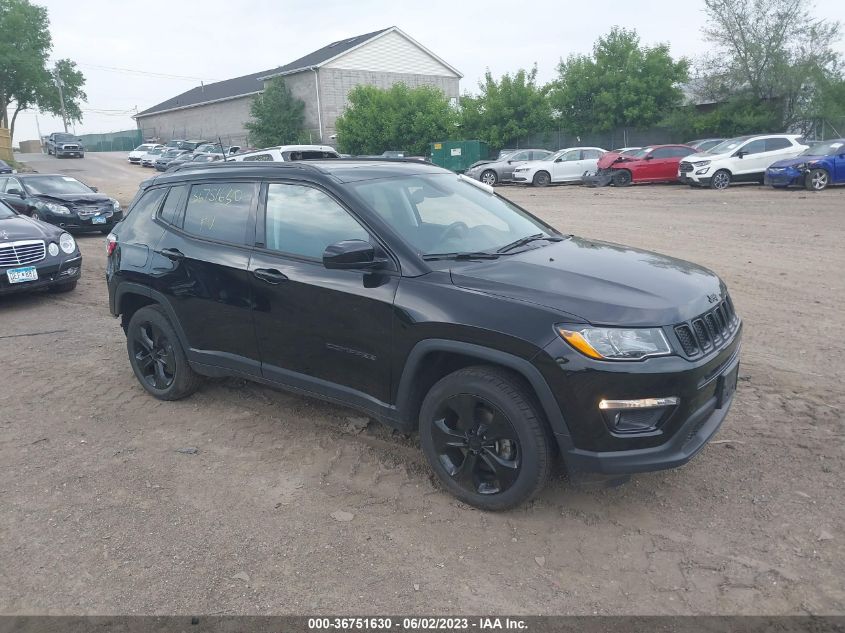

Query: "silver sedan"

xmin=465 ymin=149 xmax=554 ymax=185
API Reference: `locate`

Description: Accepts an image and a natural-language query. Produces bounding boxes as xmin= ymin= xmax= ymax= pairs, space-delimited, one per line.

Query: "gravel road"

xmin=1 ymin=152 xmax=843 ymax=615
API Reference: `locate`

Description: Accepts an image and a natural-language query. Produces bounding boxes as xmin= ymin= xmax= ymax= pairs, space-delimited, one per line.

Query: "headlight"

xmin=35 ymin=200 xmax=70 ymax=215
xmin=111 ymin=199 xmax=121 ymax=211
xmin=557 ymin=326 xmax=672 ymax=360
xmin=59 ymin=233 xmax=76 ymax=254
xmin=692 ymin=160 xmax=711 ymax=167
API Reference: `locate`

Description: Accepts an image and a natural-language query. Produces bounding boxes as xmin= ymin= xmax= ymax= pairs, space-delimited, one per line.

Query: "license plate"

xmin=716 ymin=361 xmax=739 ymax=409
xmin=92 ymin=216 xmax=107 ymax=224
xmin=7 ymin=266 xmax=38 ymax=284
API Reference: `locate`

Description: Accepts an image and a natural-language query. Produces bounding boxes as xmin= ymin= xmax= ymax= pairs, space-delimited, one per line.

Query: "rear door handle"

xmin=253 ymin=268 xmax=288 ymax=284
xmin=158 ymin=248 xmax=185 ymax=261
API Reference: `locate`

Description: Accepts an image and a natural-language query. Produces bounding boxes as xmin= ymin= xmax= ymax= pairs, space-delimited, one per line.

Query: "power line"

xmin=76 ymin=62 xmax=218 ymax=83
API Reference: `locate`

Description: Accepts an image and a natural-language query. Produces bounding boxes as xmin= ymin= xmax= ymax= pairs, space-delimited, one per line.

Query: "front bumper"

xmin=764 ymin=168 xmax=803 ymax=187
xmin=535 ymin=323 xmax=742 ymax=476
xmin=0 ymin=255 xmax=82 ymax=295
xmin=56 ymin=148 xmax=84 ymax=157
xmin=39 ymin=209 xmax=123 ymax=232
xmin=512 ymin=172 xmax=531 ymax=183
xmin=679 ymin=172 xmax=711 ymax=186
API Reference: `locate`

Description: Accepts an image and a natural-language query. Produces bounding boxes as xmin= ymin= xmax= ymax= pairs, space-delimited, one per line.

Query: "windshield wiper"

xmin=423 ymin=251 xmax=500 ymax=261
xmin=497 ymin=233 xmax=563 ymax=254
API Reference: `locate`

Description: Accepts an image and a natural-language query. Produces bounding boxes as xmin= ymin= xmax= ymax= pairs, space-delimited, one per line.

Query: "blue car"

xmin=765 ymin=138 xmax=845 ymax=191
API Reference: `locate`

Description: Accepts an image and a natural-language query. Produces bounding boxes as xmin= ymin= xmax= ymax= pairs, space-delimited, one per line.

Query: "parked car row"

xmin=466 ymin=134 xmax=845 ymax=192
xmin=128 ymin=139 xmax=242 ymax=169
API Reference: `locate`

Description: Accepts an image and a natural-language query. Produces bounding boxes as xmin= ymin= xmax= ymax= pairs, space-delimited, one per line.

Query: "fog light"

xmin=48 ymin=243 xmax=59 ymax=256
xmin=599 ymin=397 xmax=679 ymax=434
xmin=696 ymin=167 xmax=710 ymax=175
xmin=599 ymin=397 xmax=678 ymax=409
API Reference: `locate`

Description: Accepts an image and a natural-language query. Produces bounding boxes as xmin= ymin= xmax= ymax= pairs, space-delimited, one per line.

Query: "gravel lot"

xmin=1 ymin=153 xmax=843 ymax=615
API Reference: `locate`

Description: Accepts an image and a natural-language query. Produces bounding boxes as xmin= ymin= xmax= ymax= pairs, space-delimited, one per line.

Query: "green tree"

xmin=245 ymin=78 xmax=306 ymax=147
xmin=459 ymin=67 xmax=553 ymax=150
xmin=0 ymin=0 xmax=87 ymax=142
xmin=549 ymin=27 xmax=689 ymax=134
xmin=696 ymin=0 xmax=842 ymax=132
xmin=335 ymin=83 xmax=458 ymax=156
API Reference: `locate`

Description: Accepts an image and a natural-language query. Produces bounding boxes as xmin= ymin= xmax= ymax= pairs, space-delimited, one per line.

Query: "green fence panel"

xmin=77 ymin=129 xmax=143 ymax=152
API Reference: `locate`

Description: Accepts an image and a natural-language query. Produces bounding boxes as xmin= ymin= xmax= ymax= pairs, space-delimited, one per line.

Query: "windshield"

xmin=0 ymin=200 xmax=16 ymax=219
xmin=22 ymin=175 xmax=93 ymax=196
xmin=53 ymin=133 xmax=76 ymax=141
xmin=802 ymin=140 xmax=844 ymax=156
xmin=351 ymin=174 xmax=555 ymax=257
xmin=149 ymin=147 xmax=164 ymax=155
xmin=706 ymin=137 xmax=745 ymax=154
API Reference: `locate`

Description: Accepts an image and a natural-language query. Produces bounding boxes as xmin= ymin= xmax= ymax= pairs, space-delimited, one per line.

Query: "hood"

xmin=596 ymin=152 xmax=624 ymax=169
xmin=468 ymin=160 xmax=495 ymax=170
xmin=0 ymin=214 xmax=64 ymax=241
xmin=768 ymin=155 xmax=824 ymax=169
xmin=449 ymin=237 xmax=724 ymax=326
xmin=34 ymin=193 xmax=112 ymax=206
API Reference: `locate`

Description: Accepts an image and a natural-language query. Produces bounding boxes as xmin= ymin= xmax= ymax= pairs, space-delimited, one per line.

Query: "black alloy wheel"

xmin=127 ymin=305 xmax=201 ymax=400
xmin=420 ymin=366 xmax=552 ymax=510
xmin=132 ymin=320 xmax=177 ymax=391
xmin=532 ymin=171 xmax=551 ymax=187
xmin=612 ymin=169 xmax=632 ymax=187
xmin=430 ymin=393 xmax=521 ymax=496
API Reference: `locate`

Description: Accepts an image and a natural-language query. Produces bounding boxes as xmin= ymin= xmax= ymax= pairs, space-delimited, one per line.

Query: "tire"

xmin=49 ymin=280 xmax=77 ymax=293
xmin=612 ymin=169 xmax=632 ymax=187
xmin=532 ymin=171 xmax=551 ymax=187
xmin=710 ymin=169 xmax=731 ymax=190
xmin=480 ymin=170 xmax=498 ymax=186
xmin=805 ymin=168 xmax=829 ymax=191
xmin=419 ymin=365 xmax=553 ymax=511
xmin=126 ymin=305 xmax=201 ymax=401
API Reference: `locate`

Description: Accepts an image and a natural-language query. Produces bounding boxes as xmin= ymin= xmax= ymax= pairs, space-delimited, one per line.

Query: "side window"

xmin=4 ymin=178 xmax=22 ymax=193
xmin=0 ymin=177 xmax=7 ymax=191
xmin=742 ymin=140 xmax=766 ymax=155
xmin=765 ymin=138 xmax=791 ymax=152
xmin=264 ymin=183 xmax=369 ymax=259
xmin=244 ymin=153 xmax=273 ymax=162
xmin=183 ymin=182 xmax=256 ymax=245
xmin=651 ymin=147 xmax=675 ymax=159
xmin=509 ymin=151 xmax=530 ymax=161
xmin=582 ymin=149 xmax=603 ymax=160
xmin=533 ymin=151 xmax=552 ymax=160
xmin=560 ymin=150 xmax=581 ymax=162
xmin=121 ymin=187 xmax=167 ymax=229
xmin=158 ymin=185 xmax=188 ymax=226
xmin=673 ymin=147 xmax=693 ymax=157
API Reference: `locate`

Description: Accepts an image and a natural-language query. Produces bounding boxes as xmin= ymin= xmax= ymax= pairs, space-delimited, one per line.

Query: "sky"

xmin=13 ymin=0 xmax=845 ymax=142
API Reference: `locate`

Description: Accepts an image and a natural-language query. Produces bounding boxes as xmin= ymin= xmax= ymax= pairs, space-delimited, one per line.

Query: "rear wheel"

xmin=419 ymin=366 xmax=552 ymax=510
xmin=612 ymin=169 xmax=632 ymax=187
xmin=532 ymin=171 xmax=551 ymax=187
xmin=480 ymin=170 xmax=498 ymax=186
xmin=805 ymin=168 xmax=829 ymax=191
xmin=710 ymin=169 xmax=731 ymax=190
xmin=127 ymin=305 xmax=201 ymax=401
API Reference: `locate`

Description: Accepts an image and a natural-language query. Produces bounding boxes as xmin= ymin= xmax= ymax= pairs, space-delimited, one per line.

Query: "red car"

xmin=599 ymin=144 xmax=696 ymax=186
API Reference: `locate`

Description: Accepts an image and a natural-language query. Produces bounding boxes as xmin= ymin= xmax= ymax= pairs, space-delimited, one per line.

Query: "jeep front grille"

xmin=0 ymin=240 xmax=46 ymax=267
xmin=674 ymin=295 xmax=739 ymax=357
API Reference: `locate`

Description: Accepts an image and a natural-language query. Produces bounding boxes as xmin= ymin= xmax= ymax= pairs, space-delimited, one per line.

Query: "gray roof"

xmin=135 ymin=28 xmax=391 ymax=118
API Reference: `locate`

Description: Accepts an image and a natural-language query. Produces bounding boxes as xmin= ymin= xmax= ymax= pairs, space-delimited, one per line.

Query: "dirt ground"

xmin=1 ymin=153 xmax=843 ymax=615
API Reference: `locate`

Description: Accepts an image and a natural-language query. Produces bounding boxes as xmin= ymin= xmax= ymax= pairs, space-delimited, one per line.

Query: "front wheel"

xmin=805 ymin=168 xmax=829 ymax=191
xmin=710 ymin=169 xmax=731 ymax=190
xmin=612 ymin=169 xmax=632 ymax=187
xmin=532 ymin=171 xmax=551 ymax=187
xmin=127 ymin=305 xmax=202 ymax=400
xmin=419 ymin=366 xmax=553 ymax=510
xmin=480 ymin=170 xmax=498 ymax=186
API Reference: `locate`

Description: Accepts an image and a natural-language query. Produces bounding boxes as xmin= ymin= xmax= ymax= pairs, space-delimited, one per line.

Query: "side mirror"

xmin=644 ymin=154 xmax=654 ymax=160
xmin=734 ymin=150 xmax=746 ymax=158
xmin=90 ymin=186 xmax=98 ymax=192
xmin=323 ymin=239 xmax=384 ymax=270
xmin=7 ymin=188 xmax=24 ymax=198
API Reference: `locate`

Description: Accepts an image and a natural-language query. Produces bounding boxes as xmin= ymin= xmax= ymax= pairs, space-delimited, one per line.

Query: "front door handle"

xmin=158 ymin=248 xmax=185 ymax=261
xmin=253 ymin=268 xmax=289 ymax=284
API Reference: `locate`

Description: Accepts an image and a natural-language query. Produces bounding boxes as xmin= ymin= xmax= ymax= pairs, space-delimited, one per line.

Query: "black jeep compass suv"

xmin=106 ymin=160 xmax=741 ymax=510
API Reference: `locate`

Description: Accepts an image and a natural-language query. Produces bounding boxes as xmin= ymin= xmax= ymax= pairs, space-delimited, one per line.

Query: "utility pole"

xmin=53 ymin=67 xmax=69 ymax=133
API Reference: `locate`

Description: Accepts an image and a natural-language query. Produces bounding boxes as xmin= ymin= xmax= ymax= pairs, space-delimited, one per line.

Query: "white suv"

xmin=678 ymin=134 xmax=808 ymax=189
xmin=230 ymin=145 xmax=340 ymax=162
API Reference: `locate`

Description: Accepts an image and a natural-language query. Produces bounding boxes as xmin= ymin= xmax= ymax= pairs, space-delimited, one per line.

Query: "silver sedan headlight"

xmin=59 ymin=233 xmax=77 ymax=254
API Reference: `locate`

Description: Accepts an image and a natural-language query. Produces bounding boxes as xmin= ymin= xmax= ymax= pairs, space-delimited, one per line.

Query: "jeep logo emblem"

xmin=707 ymin=293 xmax=720 ymax=304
